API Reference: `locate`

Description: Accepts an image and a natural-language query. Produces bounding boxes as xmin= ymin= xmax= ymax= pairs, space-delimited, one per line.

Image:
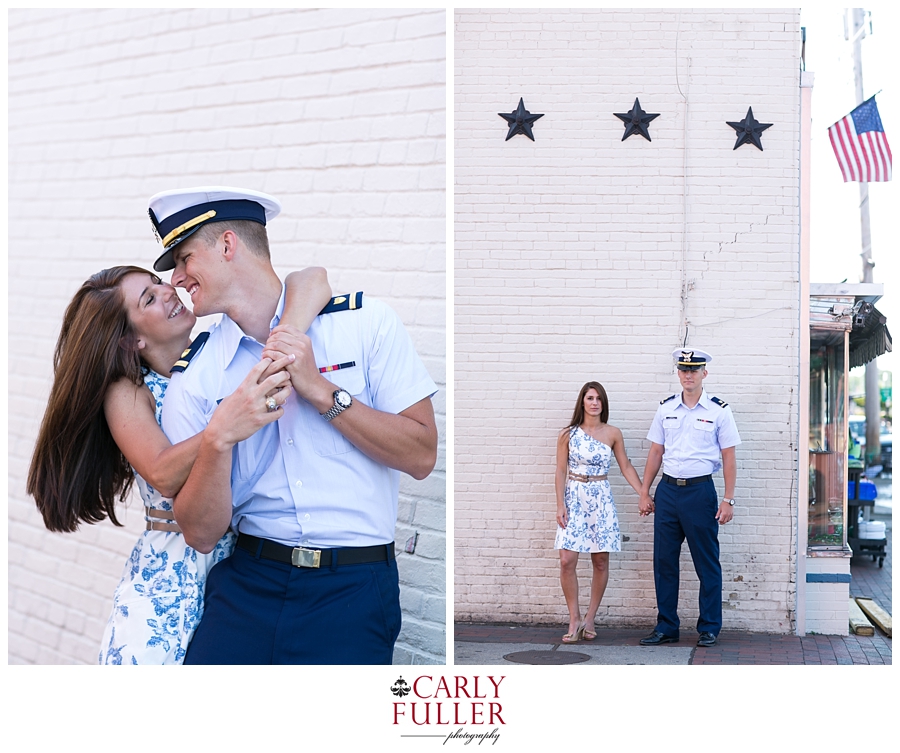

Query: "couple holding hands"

xmin=554 ymin=350 xmax=741 ymax=649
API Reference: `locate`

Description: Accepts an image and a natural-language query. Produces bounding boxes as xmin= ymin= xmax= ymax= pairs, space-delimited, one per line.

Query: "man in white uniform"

xmin=638 ymin=349 xmax=740 ymax=648
xmin=150 ymin=187 xmax=438 ymax=664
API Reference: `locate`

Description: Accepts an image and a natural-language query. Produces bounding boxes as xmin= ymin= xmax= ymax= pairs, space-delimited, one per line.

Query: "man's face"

xmin=678 ymin=366 xmax=707 ymax=392
xmin=169 ymin=233 xmax=224 ymax=318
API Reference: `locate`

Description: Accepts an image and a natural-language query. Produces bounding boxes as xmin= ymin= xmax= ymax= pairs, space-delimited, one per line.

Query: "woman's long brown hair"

xmin=27 ymin=266 xmax=154 ymax=532
xmin=565 ymin=381 xmax=610 ymax=429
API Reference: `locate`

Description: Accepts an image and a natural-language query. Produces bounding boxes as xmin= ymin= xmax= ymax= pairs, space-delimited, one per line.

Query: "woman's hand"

xmin=206 ymin=357 xmax=293 ymax=450
xmin=557 ymin=504 xmax=569 ymax=529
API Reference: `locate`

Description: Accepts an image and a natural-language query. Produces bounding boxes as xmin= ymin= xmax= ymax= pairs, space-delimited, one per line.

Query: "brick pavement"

xmin=455 ymin=623 xmax=891 ymax=665
xmin=849 ymin=511 xmax=891 ymax=612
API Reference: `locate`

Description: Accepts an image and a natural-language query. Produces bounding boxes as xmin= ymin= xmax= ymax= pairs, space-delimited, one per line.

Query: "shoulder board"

xmin=171 ymin=331 xmax=210 ymax=373
xmin=711 ymin=396 xmax=729 ymax=408
xmin=660 ymin=394 xmax=676 ymax=405
xmin=319 ymin=292 xmax=363 ymax=315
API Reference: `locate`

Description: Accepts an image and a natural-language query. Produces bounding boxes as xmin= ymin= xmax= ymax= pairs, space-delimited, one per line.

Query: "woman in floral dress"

xmin=554 ymin=382 xmax=644 ymax=643
xmin=28 ymin=265 xmax=330 ymax=663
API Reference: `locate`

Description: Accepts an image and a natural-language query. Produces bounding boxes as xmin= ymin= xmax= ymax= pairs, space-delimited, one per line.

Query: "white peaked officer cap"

xmin=672 ymin=348 xmax=713 ymax=371
xmin=148 ymin=186 xmax=282 ymax=272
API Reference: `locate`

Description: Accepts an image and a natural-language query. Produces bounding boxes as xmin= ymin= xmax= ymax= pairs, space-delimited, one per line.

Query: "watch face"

xmin=336 ymin=390 xmax=352 ymax=408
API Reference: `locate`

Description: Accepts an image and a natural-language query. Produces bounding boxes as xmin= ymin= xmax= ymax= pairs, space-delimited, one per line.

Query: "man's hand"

xmin=638 ymin=491 xmax=655 ymax=517
xmin=715 ymin=501 xmax=734 ymax=525
xmin=261 ymin=324 xmax=333 ymax=410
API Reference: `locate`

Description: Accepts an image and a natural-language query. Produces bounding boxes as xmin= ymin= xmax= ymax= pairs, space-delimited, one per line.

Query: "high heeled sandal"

xmin=561 ymin=625 xmax=585 ymax=644
xmin=581 ymin=622 xmax=597 ymax=641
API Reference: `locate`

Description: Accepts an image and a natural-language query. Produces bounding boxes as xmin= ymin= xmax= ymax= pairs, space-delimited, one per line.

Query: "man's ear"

xmin=221 ymin=229 xmax=238 ymax=261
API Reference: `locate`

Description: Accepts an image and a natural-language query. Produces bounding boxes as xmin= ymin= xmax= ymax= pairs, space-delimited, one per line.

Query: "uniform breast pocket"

xmin=662 ymin=416 xmax=681 ymax=435
xmin=692 ymin=418 xmax=716 ymax=443
xmin=303 ymin=366 xmax=367 ymax=456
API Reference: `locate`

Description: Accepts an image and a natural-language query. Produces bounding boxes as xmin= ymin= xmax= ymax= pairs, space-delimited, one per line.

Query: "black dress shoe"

xmin=697 ymin=632 xmax=717 ymax=647
xmin=639 ymin=630 xmax=679 ymax=646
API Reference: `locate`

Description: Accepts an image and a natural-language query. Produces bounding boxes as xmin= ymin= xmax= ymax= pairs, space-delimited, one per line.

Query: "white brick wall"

xmin=8 ymin=8 xmax=446 ymax=664
xmin=455 ymin=9 xmax=800 ymax=634
xmin=804 ymin=556 xmax=851 ymax=635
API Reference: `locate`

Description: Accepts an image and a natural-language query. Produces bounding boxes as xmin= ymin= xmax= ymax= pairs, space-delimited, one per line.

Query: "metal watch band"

xmin=321 ymin=389 xmax=351 ymax=422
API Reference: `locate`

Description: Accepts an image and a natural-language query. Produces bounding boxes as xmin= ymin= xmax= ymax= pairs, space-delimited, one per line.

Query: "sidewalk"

xmin=456 ymin=477 xmax=891 ymax=666
xmin=850 ymin=474 xmax=891 ymax=613
xmin=455 ymin=623 xmax=891 ymax=665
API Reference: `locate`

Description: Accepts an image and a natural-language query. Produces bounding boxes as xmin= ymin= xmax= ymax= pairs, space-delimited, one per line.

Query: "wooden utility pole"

xmin=849 ymin=8 xmax=881 ymax=465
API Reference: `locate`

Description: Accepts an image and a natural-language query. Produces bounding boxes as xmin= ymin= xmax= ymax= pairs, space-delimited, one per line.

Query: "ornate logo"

xmin=391 ymin=676 xmax=411 ymax=697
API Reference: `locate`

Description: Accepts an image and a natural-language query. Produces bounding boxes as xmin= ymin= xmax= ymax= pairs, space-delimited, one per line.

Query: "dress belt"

xmin=568 ymin=473 xmax=608 ymax=483
xmin=145 ymin=506 xmax=182 ymax=533
xmin=662 ymin=473 xmax=713 ymax=487
xmin=236 ymin=533 xmax=395 ymax=569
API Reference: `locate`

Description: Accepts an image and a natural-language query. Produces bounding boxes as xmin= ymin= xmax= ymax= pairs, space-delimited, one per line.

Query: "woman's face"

xmin=119 ymin=272 xmax=196 ymax=351
xmin=583 ymin=388 xmax=603 ymax=417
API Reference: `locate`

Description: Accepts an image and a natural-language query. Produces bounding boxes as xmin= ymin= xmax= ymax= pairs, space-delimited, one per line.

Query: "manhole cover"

xmin=503 ymin=650 xmax=591 ymax=665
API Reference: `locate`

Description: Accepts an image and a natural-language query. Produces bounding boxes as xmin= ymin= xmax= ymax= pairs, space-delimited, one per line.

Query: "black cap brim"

xmin=152 ymin=226 xmax=202 ymax=272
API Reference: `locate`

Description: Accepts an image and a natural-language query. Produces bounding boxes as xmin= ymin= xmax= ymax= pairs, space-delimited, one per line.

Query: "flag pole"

xmin=849 ymin=7 xmax=882 ymax=466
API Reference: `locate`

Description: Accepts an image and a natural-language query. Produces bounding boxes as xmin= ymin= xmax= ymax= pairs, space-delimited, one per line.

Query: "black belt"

xmin=662 ymin=473 xmax=712 ymax=487
xmin=237 ymin=533 xmax=395 ymax=569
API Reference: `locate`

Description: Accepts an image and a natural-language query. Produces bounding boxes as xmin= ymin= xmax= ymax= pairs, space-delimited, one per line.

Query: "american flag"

xmin=828 ymin=97 xmax=892 ymax=182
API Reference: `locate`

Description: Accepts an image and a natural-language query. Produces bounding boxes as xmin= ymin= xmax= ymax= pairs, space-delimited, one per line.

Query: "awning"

xmin=849 ymin=305 xmax=892 ymax=369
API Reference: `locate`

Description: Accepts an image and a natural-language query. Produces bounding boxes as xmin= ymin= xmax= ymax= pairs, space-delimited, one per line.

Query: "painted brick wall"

xmin=455 ymin=9 xmax=801 ymax=633
xmin=8 ymin=8 xmax=446 ymax=664
xmin=805 ymin=556 xmax=851 ymax=635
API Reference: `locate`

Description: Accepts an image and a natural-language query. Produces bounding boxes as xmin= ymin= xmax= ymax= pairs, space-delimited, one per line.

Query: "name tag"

xmin=693 ymin=418 xmax=715 ymax=432
xmin=663 ymin=415 xmax=680 ymax=429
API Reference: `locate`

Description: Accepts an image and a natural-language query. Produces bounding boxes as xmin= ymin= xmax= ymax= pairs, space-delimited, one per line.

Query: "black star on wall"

xmin=614 ymin=98 xmax=660 ymax=142
xmin=499 ymin=98 xmax=544 ymax=141
xmin=726 ymin=107 xmax=773 ymax=151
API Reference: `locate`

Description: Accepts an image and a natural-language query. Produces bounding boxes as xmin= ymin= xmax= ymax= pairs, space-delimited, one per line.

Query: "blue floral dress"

xmin=98 ymin=370 xmax=235 ymax=665
xmin=554 ymin=426 xmax=621 ymax=553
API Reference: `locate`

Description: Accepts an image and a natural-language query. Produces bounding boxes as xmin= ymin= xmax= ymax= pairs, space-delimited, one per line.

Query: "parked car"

xmin=849 ymin=416 xmax=892 ymax=475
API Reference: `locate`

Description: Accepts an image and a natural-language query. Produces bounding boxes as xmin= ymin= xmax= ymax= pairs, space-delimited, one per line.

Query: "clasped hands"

xmin=258 ymin=324 xmax=333 ymax=412
xmin=638 ymin=491 xmax=654 ymax=517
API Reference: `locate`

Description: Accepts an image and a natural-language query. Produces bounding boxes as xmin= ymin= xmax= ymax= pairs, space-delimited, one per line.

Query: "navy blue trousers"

xmin=653 ymin=478 xmax=722 ymax=637
xmin=184 ymin=545 xmax=401 ymax=664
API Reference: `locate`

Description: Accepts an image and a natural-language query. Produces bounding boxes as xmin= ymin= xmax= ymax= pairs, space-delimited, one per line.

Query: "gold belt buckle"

xmin=291 ymin=547 xmax=321 ymax=568
xmin=676 ymin=478 xmax=687 ymax=486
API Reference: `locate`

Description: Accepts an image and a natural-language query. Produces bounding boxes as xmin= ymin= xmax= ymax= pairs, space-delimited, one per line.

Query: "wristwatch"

xmin=322 ymin=389 xmax=352 ymax=422
xmin=723 ymin=498 xmax=735 ymax=506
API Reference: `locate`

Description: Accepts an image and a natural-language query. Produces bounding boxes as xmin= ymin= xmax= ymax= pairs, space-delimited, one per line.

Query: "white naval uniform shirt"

xmin=646 ymin=389 xmax=741 ymax=479
xmin=161 ymin=287 xmax=438 ymax=548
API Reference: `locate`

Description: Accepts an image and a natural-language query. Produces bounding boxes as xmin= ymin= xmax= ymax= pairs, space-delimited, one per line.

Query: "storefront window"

xmin=808 ymin=334 xmax=847 ymax=549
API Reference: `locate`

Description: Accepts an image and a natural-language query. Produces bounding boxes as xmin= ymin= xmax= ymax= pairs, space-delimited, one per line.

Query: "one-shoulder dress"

xmin=554 ymin=426 xmax=621 ymax=553
xmin=98 ymin=369 xmax=236 ymax=665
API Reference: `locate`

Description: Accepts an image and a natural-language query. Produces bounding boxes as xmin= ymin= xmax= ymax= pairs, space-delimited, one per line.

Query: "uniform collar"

xmin=217 ymin=282 xmax=286 ymax=369
xmin=677 ymin=389 xmax=710 ymax=410
xmin=270 ymin=282 xmax=287 ymax=330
